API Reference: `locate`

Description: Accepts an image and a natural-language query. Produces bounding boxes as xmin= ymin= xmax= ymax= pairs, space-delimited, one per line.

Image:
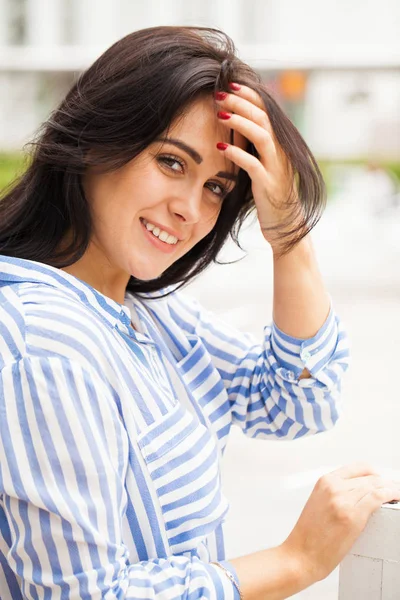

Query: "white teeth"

xmin=142 ymin=219 xmax=178 ymax=245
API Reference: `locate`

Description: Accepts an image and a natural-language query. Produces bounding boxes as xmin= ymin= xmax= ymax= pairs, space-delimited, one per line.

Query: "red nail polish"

xmin=229 ymin=82 xmax=241 ymax=91
xmin=215 ymin=91 xmax=227 ymax=101
xmin=217 ymin=111 xmax=231 ymax=120
xmin=216 ymin=142 xmax=228 ymax=151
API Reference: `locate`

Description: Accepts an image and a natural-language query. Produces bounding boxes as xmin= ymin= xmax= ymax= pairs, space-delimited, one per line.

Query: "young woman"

xmin=0 ymin=26 xmax=398 ymax=600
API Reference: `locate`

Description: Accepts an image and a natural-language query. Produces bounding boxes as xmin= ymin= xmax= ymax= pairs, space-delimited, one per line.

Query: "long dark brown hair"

xmin=0 ymin=26 xmax=325 ymax=295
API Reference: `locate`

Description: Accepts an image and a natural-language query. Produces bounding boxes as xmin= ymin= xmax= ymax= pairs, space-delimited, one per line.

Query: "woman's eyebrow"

xmin=156 ymin=137 xmax=203 ymax=164
xmin=216 ymin=171 xmax=238 ymax=182
xmin=156 ymin=137 xmax=238 ymax=182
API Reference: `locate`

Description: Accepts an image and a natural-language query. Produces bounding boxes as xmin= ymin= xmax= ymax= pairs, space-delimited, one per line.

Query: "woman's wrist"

xmin=279 ymin=540 xmax=319 ymax=591
xmin=230 ymin=543 xmax=315 ymax=600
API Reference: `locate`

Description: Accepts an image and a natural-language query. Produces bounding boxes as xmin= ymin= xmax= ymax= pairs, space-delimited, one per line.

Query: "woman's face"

xmin=83 ymin=96 xmax=242 ymax=282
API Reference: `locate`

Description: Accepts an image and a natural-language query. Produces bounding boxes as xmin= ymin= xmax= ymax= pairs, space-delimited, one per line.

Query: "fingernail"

xmin=215 ymin=91 xmax=227 ymax=101
xmin=229 ymin=82 xmax=241 ymax=91
xmin=217 ymin=111 xmax=231 ymax=120
xmin=216 ymin=142 xmax=229 ymax=151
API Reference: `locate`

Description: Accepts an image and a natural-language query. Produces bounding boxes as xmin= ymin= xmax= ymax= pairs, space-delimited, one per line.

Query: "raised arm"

xmin=163 ymin=290 xmax=349 ymax=440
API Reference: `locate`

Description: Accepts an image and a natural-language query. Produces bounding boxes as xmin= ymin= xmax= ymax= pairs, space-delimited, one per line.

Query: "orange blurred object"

xmin=279 ymin=71 xmax=307 ymax=100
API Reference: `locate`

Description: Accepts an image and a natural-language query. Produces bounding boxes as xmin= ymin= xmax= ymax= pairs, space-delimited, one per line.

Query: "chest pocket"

xmin=137 ymin=402 xmax=229 ymax=555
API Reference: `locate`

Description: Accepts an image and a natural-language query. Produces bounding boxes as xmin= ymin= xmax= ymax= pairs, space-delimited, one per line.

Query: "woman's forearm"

xmin=230 ymin=543 xmax=312 ymax=600
xmin=272 ymin=235 xmax=330 ymax=340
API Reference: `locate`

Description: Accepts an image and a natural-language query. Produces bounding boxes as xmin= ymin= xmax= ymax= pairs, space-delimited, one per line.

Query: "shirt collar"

xmin=0 ymin=255 xmax=132 ymax=330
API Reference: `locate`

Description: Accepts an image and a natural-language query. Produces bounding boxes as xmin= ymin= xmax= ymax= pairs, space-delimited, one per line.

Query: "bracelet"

xmin=211 ymin=562 xmax=244 ymax=599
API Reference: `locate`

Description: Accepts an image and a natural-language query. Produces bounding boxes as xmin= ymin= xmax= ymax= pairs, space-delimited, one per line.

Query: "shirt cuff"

xmin=270 ymin=305 xmax=338 ymax=379
xmin=219 ymin=561 xmax=241 ymax=599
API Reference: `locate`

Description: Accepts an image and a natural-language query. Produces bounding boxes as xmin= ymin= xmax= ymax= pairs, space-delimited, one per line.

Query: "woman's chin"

xmin=129 ymin=267 xmax=164 ymax=282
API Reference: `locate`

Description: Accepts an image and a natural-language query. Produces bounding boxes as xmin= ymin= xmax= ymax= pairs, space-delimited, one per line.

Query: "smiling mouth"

xmin=140 ymin=218 xmax=179 ymax=245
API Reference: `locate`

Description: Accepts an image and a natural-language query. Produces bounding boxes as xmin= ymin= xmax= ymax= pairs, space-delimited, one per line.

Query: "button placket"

xmin=300 ymin=347 xmax=311 ymax=362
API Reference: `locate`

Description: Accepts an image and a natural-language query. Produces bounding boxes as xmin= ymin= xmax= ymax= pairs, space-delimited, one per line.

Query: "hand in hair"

xmin=216 ymin=84 xmax=304 ymax=253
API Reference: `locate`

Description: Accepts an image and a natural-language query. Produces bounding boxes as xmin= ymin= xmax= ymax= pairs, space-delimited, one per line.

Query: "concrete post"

xmin=339 ymin=503 xmax=400 ymax=599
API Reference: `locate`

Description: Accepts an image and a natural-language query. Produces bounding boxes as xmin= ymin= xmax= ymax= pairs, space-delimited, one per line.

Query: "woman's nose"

xmin=170 ymin=188 xmax=203 ymax=224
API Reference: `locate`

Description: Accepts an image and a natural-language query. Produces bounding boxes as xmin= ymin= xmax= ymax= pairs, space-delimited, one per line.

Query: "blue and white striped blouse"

xmin=0 ymin=255 xmax=349 ymax=599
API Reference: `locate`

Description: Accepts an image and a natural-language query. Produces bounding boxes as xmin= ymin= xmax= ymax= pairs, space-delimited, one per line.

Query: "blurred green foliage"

xmin=0 ymin=153 xmax=26 ymax=192
xmin=1 ymin=152 xmax=400 ymax=198
xmin=386 ymin=162 xmax=400 ymax=182
xmin=318 ymin=160 xmax=400 ymax=198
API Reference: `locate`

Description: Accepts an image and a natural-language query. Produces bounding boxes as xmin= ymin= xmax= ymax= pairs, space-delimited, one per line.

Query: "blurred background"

xmin=0 ymin=1 xmax=399 ymax=597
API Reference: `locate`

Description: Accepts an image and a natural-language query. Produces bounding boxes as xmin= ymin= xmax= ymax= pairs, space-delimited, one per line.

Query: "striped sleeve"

xmin=0 ymin=356 xmax=237 ymax=599
xmin=166 ymin=293 xmax=350 ymax=439
xmin=270 ymin=306 xmax=340 ymax=380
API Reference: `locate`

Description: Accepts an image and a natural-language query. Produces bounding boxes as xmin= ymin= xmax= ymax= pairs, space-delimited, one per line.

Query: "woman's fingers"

xmin=315 ymin=465 xmax=400 ymax=504
xmin=225 ymin=83 xmax=266 ymax=111
xmin=216 ymin=84 xmax=278 ymax=164
xmin=317 ymin=464 xmax=400 ymax=508
xmin=324 ymin=462 xmax=380 ymax=481
xmin=351 ymin=479 xmax=400 ymax=509
xmin=217 ymin=141 xmax=293 ymax=228
xmin=216 ymin=142 xmax=266 ymax=181
xmin=344 ymin=474 xmax=400 ymax=492
xmin=217 ymin=88 xmax=272 ymax=135
xmin=217 ymin=111 xmax=277 ymax=164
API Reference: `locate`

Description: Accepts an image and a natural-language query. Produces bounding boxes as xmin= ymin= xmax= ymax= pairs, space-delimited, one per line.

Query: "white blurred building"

xmin=0 ymin=0 xmax=399 ymax=157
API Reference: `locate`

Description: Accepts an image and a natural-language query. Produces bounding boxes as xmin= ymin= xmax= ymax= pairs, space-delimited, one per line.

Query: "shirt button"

xmin=287 ymin=371 xmax=295 ymax=380
xmin=301 ymin=349 xmax=311 ymax=362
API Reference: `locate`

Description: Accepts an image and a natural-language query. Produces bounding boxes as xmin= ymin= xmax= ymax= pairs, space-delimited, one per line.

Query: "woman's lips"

xmin=140 ymin=219 xmax=179 ymax=254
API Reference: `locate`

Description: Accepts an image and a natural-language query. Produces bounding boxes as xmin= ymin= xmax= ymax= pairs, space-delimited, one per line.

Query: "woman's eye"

xmin=205 ymin=181 xmax=227 ymax=199
xmin=158 ymin=155 xmax=184 ymax=173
